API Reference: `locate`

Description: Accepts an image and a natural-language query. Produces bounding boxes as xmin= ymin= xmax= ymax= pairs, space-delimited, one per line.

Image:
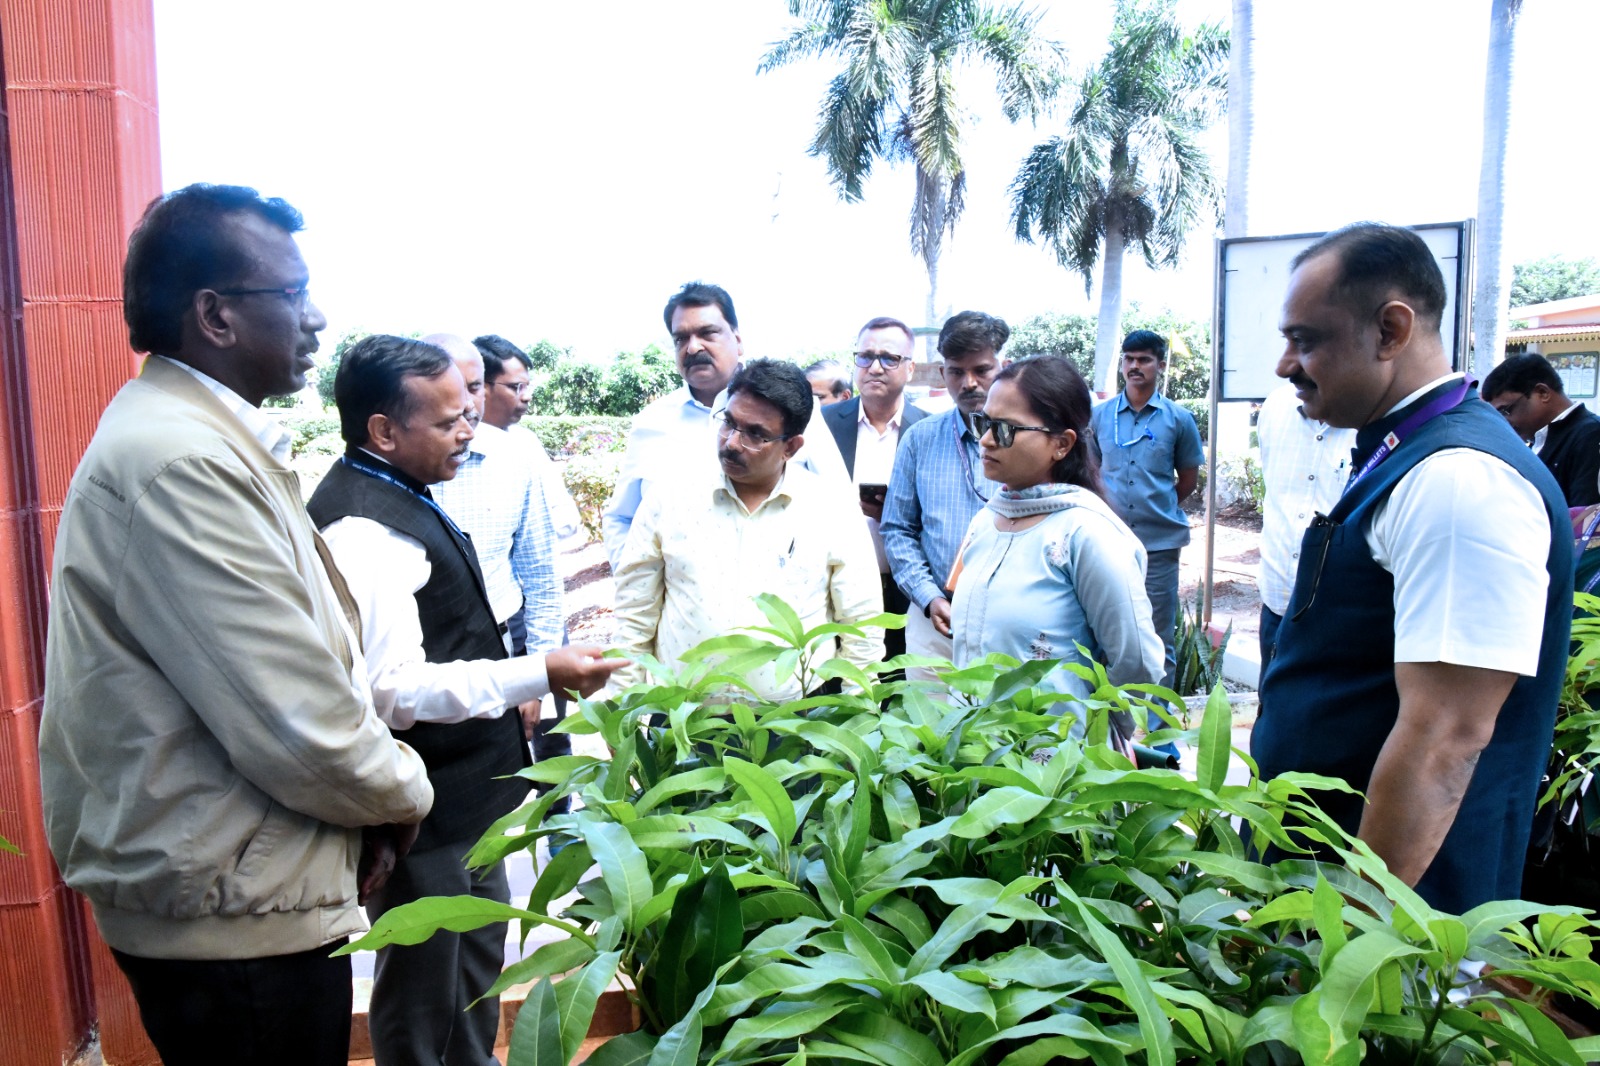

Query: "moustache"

xmin=682 ymin=354 xmax=715 ymax=369
xmin=718 ymin=450 xmax=746 ymax=467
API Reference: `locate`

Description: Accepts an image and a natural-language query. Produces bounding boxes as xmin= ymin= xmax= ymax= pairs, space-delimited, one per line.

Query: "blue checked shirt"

xmin=433 ymin=423 xmax=563 ymax=652
xmin=882 ymin=407 xmax=999 ymax=610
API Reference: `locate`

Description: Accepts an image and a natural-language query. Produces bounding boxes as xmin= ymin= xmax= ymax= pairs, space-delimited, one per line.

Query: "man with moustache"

xmin=474 ymin=332 xmax=583 ymax=542
xmin=823 ymin=317 xmax=929 ymax=660
xmin=1089 ymin=330 xmax=1204 ymax=704
xmin=612 ymin=359 xmax=883 ymax=699
xmin=309 ymin=335 xmax=622 ymax=1066
xmin=602 ymin=281 xmax=849 ymax=567
xmin=882 ymin=311 xmax=1008 ymax=672
xmin=1253 ymin=223 xmax=1571 ymax=912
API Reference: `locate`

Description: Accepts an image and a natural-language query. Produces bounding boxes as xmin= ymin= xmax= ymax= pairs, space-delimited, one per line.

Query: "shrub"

xmin=1176 ymin=397 xmax=1209 ymax=441
xmin=1173 ymin=591 xmax=1231 ymax=697
xmin=600 ymin=344 xmax=679 ymax=417
xmin=523 ymin=416 xmax=632 ymax=458
xmin=563 ymin=452 xmax=620 ymax=543
xmin=279 ymin=414 xmax=342 ymax=458
xmin=347 ymin=602 xmax=1600 ymax=1066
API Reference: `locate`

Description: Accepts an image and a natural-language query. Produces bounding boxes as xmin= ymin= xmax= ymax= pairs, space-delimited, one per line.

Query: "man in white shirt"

xmin=308 ymin=335 xmax=622 ymax=1066
xmin=474 ymin=332 xmax=584 ymax=542
xmin=822 ymin=316 xmax=930 ymax=660
xmin=1253 ymin=381 xmax=1354 ymax=665
xmin=602 ymin=281 xmax=850 ymax=566
xmin=613 ymin=359 xmax=884 ymax=700
xmin=1253 ymin=223 xmax=1571 ymax=912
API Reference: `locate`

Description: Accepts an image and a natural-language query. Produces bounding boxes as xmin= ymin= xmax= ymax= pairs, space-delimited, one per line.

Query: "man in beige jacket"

xmin=38 ymin=184 xmax=434 ymax=1066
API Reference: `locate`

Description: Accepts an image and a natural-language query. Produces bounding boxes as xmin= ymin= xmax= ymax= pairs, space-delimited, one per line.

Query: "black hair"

xmin=994 ymin=355 xmax=1106 ymax=499
xmin=473 ymin=334 xmax=532 ymax=382
xmin=335 ymin=334 xmax=454 ymax=447
xmin=859 ymin=316 xmax=915 ymax=345
xmin=1292 ymin=222 xmax=1448 ymax=327
xmin=1482 ymin=352 xmax=1564 ymax=400
xmin=804 ymin=359 xmax=852 ymax=398
xmin=123 ymin=183 xmax=305 ymax=355
xmin=1120 ymin=329 xmax=1168 ymax=361
xmin=725 ymin=358 xmax=812 ymax=439
xmin=938 ymin=310 xmax=1009 ymax=359
xmin=663 ymin=281 xmax=738 ymax=332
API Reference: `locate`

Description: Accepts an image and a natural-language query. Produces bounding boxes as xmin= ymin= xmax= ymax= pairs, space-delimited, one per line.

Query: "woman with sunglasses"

xmin=948 ymin=356 xmax=1163 ymax=726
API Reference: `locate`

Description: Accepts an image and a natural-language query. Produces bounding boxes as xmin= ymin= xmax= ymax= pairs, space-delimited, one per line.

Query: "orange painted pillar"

xmin=0 ymin=0 xmax=160 ymax=1063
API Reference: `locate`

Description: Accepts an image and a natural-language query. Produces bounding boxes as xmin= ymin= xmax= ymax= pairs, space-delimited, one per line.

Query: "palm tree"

xmin=1009 ymin=0 xmax=1227 ymax=394
xmin=759 ymin=0 xmax=1062 ymax=348
xmin=1472 ymin=0 xmax=1523 ymax=377
xmin=1225 ymin=0 xmax=1253 ymax=240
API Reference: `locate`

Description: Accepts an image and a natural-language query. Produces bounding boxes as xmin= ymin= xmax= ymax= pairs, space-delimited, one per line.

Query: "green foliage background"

xmin=1511 ymin=255 xmax=1600 ymax=310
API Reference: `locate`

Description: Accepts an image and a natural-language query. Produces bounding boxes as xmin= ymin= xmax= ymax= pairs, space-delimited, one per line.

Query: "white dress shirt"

xmin=854 ymin=400 xmax=905 ymax=573
xmin=1367 ymin=374 xmax=1550 ymax=676
xmin=1256 ymin=383 xmax=1356 ymax=615
xmin=602 ymin=382 xmax=851 ymax=567
xmin=321 ymin=451 xmax=553 ymax=731
xmin=431 ymin=422 xmax=563 ymax=651
xmin=611 ymin=463 xmax=885 ymax=701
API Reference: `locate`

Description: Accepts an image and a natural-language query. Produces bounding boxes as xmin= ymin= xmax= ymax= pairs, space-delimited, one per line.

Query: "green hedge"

xmin=1176 ymin=397 xmax=1209 ymax=441
xmin=522 ymin=415 xmax=632 ymax=457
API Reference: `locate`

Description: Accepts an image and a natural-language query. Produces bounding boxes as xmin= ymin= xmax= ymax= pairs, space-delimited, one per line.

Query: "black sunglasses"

xmin=970 ymin=413 xmax=1055 ymax=449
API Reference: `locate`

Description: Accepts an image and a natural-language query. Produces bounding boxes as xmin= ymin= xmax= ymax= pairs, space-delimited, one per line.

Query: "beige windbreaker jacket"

xmin=39 ymin=358 xmax=434 ymax=960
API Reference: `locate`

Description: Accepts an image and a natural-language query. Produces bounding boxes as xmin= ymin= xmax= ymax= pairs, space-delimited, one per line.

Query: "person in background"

xmin=1481 ymin=351 xmax=1600 ymax=508
xmin=310 ymin=335 xmax=622 ymax=1066
xmin=474 ymin=332 xmax=584 ymax=541
xmin=950 ymin=355 xmax=1162 ymax=731
xmin=882 ymin=311 xmax=1008 ymax=676
xmin=38 ymin=183 xmax=434 ymax=1066
xmin=602 ymin=281 xmax=848 ymax=565
xmin=806 ymin=358 xmax=854 ymax=406
xmin=1254 ymin=381 xmax=1355 ymax=667
xmin=1254 ymin=223 xmax=1571 ymax=912
xmin=613 ymin=359 xmax=883 ymax=700
xmin=822 ymin=317 xmax=930 ymax=660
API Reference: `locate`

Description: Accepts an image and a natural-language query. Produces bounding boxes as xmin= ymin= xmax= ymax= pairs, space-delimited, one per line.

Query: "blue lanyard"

xmin=954 ymin=415 xmax=991 ymax=503
xmin=1114 ymin=404 xmax=1156 ymax=447
xmin=340 ymin=454 xmax=470 ymax=542
xmin=1344 ymin=378 xmax=1473 ymax=493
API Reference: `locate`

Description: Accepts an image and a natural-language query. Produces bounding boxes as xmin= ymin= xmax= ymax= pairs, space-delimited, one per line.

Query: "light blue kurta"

xmin=950 ymin=487 xmax=1165 ymax=707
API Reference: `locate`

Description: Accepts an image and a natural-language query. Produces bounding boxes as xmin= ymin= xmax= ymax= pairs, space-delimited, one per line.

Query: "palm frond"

xmin=812 ymin=73 xmax=887 ymax=199
xmin=905 ymin=49 xmax=963 ymax=178
xmin=758 ymin=24 xmax=835 ymax=74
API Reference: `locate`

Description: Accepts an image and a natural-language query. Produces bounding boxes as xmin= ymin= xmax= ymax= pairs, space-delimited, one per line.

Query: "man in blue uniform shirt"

xmin=1253 ymin=223 xmax=1572 ymax=912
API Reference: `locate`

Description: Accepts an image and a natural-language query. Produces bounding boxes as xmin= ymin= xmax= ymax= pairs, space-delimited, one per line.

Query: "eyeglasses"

xmin=1491 ymin=393 xmax=1528 ymax=418
xmin=214 ymin=285 xmax=311 ymax=310
xmin=492 ymin=380 xmax=533 ymax=398
xmin=717 ymin=412 xmax=789 ymax=449
xmin=854 ymin=352 xmax=906 ymax=370
xmin=970 ymin=413 xmax=1054 ymax=449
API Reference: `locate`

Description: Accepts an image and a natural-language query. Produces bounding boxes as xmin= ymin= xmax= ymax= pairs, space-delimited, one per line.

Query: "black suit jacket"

xmin=1540 ymin=402 xmax=1600 ymax=509
xmin=822 ymin=396 xmax=930 ymax=478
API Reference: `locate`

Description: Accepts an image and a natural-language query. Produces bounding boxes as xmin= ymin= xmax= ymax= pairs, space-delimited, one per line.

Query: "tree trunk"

xmin=1225 ymin=0 xmax=1254 ymax=239
xmin=1094 ymin=219 xmax=1127 ymax=395
xmin=925 ymin=255 xmax=939 ymax=362
xmin=1471 ymin=0 xmax=1522 ymax=377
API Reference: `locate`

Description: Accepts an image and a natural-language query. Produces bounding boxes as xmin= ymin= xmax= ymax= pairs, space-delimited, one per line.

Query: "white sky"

xmin=153 ymin=0 xmax=1600 ymax=364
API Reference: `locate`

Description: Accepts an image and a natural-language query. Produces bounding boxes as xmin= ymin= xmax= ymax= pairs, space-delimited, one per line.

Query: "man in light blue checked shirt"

xmin=882 ymin=312 xmax=1008 ymax=673
xmin=426 ymin=336 xmax=564 ymax=721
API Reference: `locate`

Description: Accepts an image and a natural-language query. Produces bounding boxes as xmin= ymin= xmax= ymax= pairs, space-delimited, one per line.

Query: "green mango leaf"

xmin=585 ymin=819 xmax=653 ymax=933
xmin=626 ymin=814 xmax=759 ymax=851
xmin=555 ymin=950 xmax=621 ymax=1063
xmin=908 ymin=969 xmax=996 ymax=1022
xmin=1060 ymin=885 xmax=1174 ymax=1066
xmin=635 ymin=766 xmax=726 ymax=816
xmin=1315 ymin=929 xmax=1425 ymax=1052
xmin=655 ymin=862 xmax=743 ymax=1025
xmin=1426 ymin=916 xmax=1469 ymax=970
xmin=582 ymin=1030 xmax=657 ymax=1066
xmin=506 ymin=977 xmax=563 ymax=1066
xmin=754 ymin=592 xmax=807 ymax=646
xmin=1311 ymin=875 xmax=1348 ymax=969
xmin=528 ymin=842 xmax=594 ymax=918
xmin=950 ymin=786 xmax=1054 ymax=838
xmin=870 ymin=894 xmax=934 ymax=950
xmin=741 ymin=889 xmax=828 ymax=926
xmin=838 ymin=914 xmax=904 ymax=987
xmin=339 ymin=895 xmax=590 ymax=955
xmin=1194 ymin=682 xmax=1233 ymax=794
xmin=514 ymin=754 xmax=605 ymax=785
xmin=720 ymin=996 xmax=852 ymax=1059
xmin=994 ymin=1038 xmax=1091 ymax=1066
xmin=906 ymin=901 xmax=1014 ymax=978
xmin=823 ymin=1009 xmax=945 ymax=1066
xmin=944 ymin=1011 xmax=1132 ymax=1066
xmin=1459 ymin=898 xmax=1577 ymax=948
xmin=481 ymin=938 xmax=595 ymax=1003
xmin=1500 ymin=998 xmax=1586 ymax=1066
xmin=724 ymin=757 xmax=798 ymax=847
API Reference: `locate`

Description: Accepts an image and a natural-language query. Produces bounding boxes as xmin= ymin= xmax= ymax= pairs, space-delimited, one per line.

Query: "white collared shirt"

xmin=157 ymin=356 xmax=293 ymax=462
xmin=611 ymin=463 xmax=884 ymax=701
xmin=1256 ymin=383 xmax=1355 ymax=615
xmin=854 ymin=400 xmax=905 ymax=573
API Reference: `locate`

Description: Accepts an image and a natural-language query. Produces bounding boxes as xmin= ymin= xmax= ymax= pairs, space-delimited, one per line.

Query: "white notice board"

xmin=1215 ymin=222 xmax=1473 ymax=402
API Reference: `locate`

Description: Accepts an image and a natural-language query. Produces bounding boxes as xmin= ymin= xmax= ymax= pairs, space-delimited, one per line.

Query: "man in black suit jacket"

xmin=1483 ymin=352 xmax=1600 ymax=507
xmin=823 ymin=317 xmax=931 ymax=659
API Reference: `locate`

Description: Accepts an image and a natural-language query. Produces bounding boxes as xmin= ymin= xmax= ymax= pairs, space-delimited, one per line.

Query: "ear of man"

xmin=1374 ymin=299 xmax=1417 ymax=363
xmin=191 ymin=290 xmax=240 ymax=350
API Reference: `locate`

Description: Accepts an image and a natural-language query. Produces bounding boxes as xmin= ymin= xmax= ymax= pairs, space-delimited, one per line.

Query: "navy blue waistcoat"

xmin=1255 ymin=385 xmax=1572 ymax=913
xmin=309 ymin=456 xmax=530 ymax=852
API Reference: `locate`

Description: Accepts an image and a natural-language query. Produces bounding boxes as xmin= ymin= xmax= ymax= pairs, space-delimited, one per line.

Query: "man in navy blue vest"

xmin=1254 ymin=224 xmax=1573 ymax=913
xmin=309 ymin=335 xmax=622 ymax=1066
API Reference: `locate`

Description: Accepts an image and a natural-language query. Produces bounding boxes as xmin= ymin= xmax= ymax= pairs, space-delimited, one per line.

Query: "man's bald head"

xmin=422 ymin=333 xmax=485 ymax=427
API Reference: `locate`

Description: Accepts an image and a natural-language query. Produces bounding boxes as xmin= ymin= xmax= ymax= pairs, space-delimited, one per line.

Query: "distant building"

xmin=1506 ymin=294 xmax=1600 ymax=402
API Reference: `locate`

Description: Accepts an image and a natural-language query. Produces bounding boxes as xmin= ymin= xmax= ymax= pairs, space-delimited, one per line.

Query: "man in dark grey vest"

xmin=1254 ymin=224 xmax=1571 ymax=912
xmin=309 ymin=335 xmax=622 ymax=1066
